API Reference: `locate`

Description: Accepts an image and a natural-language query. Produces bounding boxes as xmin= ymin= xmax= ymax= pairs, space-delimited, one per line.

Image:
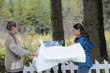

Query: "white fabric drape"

xmin=32 ymin=39 xmax=85 ymax=72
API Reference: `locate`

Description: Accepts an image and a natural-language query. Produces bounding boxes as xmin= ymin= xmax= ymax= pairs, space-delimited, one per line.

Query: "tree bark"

xmin=50 ymin=0 xmax=64 ymax=73
xmin=50 ymin=0 xmax=64 ymax=41
xmin=83 ymin=0 xmax=108 ymax=62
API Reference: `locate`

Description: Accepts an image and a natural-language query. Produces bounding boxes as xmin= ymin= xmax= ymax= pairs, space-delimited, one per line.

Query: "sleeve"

xmin=78 ymin=38 xmax=87 ymax=48
xmin=88 ymin=41 xmax=94 ymax=49
xmin=9 ymin=39 xmax=32 ymax=57
xmin=79 ymin=38 xmax=94 ymax=50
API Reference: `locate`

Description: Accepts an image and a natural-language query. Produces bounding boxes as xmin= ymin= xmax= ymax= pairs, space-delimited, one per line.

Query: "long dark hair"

xmin=73 ymin=23 xmax=90 ymax=41
xmin=6 ymin=20 xmax=18 ymax=45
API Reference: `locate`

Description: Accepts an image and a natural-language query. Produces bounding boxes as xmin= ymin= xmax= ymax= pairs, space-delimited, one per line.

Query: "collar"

xmin=74 ymin=34 xmax=81 ymax=43
xmin=76 ymin=34 xmax=81 ymax=38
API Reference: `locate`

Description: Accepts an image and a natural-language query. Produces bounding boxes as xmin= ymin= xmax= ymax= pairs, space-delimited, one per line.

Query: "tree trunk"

xmin=50 ymin=0 xmax=64 ymax=73
xmin=83 ymin=0 xmax=108 ymax=63
xmin=50 ymin=0 xmax=64 ymax=41
xmin=103 ymin=0 xmax=110 ymax=30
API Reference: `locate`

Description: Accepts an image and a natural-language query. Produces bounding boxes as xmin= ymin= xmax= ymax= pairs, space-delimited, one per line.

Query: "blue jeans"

xmin=77 ymin=66 xmax=90 ymax=73
xmin=8 ymin=71 xmax=23 ymax=73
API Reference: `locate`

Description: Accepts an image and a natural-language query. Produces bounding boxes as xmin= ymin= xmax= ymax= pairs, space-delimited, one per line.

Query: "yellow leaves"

xmin=65 ymin=36 xmax=75 ymax=46
xmin=0 ymin=31 xmax=109 ymax=54
xmin=16 ymin=34 xmax=52 ymax=52
xmin=0 ymin=6 xmax=12 ymax=23
xmin=105 ymin=31 xmax=110 ymax=43
xmin=0 ymin=39 xmax=5 ymax=54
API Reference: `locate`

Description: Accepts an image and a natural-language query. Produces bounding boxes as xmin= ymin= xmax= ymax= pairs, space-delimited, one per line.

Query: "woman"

xmin=5 ymin=20 xmax=38 ymax=73
xmin=73 ymin=23 xmax=93 ymax=73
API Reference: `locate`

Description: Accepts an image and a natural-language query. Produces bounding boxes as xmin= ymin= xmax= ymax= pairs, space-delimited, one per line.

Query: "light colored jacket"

xmin=5 ymin=33 xmax=32 ymax=72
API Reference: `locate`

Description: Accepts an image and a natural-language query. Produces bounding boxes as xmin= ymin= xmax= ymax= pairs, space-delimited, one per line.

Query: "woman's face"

xmin=11 ymin=24 xmax=18 ymax=34
xmin=73 ymin=28 xmax=80 ymax=36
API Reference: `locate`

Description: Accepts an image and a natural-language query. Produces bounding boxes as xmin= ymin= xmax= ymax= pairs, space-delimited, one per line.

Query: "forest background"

xmin=0 ymin=0 xmax=110 ymax=71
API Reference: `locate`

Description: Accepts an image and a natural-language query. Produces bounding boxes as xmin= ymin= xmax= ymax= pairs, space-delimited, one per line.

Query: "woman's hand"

xmin=32 ymin=53 xmax=39 ymax=57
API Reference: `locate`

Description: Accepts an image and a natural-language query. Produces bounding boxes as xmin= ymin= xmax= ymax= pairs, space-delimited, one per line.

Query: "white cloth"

xmin=32 ymin=39 xmax=86 ymax=72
